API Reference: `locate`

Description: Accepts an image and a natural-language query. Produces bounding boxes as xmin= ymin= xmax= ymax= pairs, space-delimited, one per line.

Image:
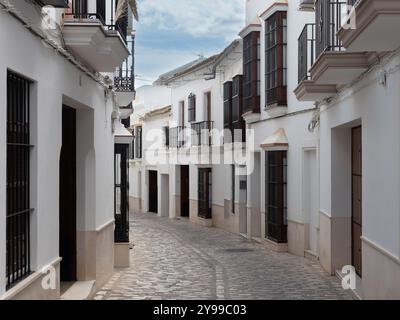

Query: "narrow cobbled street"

xmin=95 ymin=213 xmax=354 ymax=300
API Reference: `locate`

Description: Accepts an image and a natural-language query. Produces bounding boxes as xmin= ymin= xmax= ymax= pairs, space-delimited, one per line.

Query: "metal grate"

xmin=6 ymin=71 xmax=33 ymax=289
xmin=191 ymin=121 xmax=213 ymax=146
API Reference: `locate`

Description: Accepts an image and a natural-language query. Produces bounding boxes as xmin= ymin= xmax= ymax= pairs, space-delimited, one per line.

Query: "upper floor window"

xmin=232 ymin=75 xmax=245 ymax=142
xmin=243 ymin=31 xmax=260 ymax=114
xmin=265 ymin=11 xmax=287 ymax=108
xmin=223 ymin=81 xmax=232 ymax=132
xmin=188 ymin=93 xmax=196 ymax=122
xmin=164 ymin=126 xmax=170 ymax=148
xmin=135 ymin=126 xmax=142 ymax=159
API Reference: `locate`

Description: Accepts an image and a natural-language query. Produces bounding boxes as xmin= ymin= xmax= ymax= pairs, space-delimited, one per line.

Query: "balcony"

xmin=295 ymin=0 xmax=370 ymax=101
xmin=169 ymin=126 xmax=187 ymax=148
xmin=62 ymin=1 xmax=130 ymax=72
xmin=338 ymin=0 xmax=400 ymax=52
xmin=191 ymin=121 xmax=213 ymax=147
xmin=115 ymin=39 xmax=135 ymax=108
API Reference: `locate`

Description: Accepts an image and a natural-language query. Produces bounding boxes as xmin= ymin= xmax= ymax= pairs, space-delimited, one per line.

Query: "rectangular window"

xmin=135 ymin=126 xmax=142 ymax=159
xmin=179 ymin=100 xmax=185 ymax=126
xmin=243 ymin=31 xmax=260 ymax=114
xmin=188 ymin=93 xmax=196 ymax=122
xmin=265 ymin=151 xmax=287 ymax=243
xmin=223 ymin=81 xmax=232 ymax=133
xmin=198 ymin=168 xmax=212 ymax=219
xmin=265 ymin=11 xmax=287 ymax=107
xmin=232 ymin=75 xmax=246 ymax=142
xmin=164 ymin=126 xmax=170 ymax=148
xmin=6 ymin=71 xmax=33 ymax=289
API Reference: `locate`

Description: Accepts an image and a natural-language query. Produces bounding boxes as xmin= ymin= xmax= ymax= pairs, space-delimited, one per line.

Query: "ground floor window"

xmin=198 ymin=168 xmax=212 ymax=219
xmin=265 ymin=151 xmax=287 ymax=243
xmin=6 ymin=71 xmax=33 ymax=288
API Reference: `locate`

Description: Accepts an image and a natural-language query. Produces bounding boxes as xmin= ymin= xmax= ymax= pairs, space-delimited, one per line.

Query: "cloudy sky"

xmin=133 ymin=0 xmax=245 ymax=87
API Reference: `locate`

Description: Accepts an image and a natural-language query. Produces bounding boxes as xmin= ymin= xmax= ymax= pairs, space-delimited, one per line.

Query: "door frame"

xmin=180 ymin=165 xmax=189 ymax=217
xmin=59 ymin=105 xmax=77 ymax=282
xmin=351 ymin=126 xmax=362 ymax=277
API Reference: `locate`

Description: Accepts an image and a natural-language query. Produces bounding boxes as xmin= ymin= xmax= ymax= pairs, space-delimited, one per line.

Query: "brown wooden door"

xmin=148 ymin=171 xmax=158 ymax=213
xmin=352 ymin=126 xmax=362 ymax=277
xmin=59 ymin=106 xmax=77 ymax=282
xmin=180 ymin=166 xmax=189 ymax=217
xmin=198 ymin=168 xmax=212 ymax=219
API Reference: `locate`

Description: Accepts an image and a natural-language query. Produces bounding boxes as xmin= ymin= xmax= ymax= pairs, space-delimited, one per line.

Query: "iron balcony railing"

xmin=191 ymin=121 xmax=213 ymax=147
xmin=115 ymin=39 xmax=135 ymax=92
xmin=315 ymin=0 xmax=347 ymax=57
xmin=298 ymin=24 xmax=316 ymax=83
xmin=169 ymin=126 xmax=186 ymax=148
xmin=63 ymin=0 xmax=128 ymax=43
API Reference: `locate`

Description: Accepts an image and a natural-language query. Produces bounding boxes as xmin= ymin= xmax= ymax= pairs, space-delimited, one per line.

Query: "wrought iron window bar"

xmin=191 ymin=121 xmax=213 ymax=147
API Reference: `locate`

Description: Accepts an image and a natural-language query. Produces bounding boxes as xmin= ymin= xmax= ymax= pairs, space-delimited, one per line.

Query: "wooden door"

xmin=148 ymin=171 xmax=158 ymax=213
xmin=352 ymin=126 xmax=362 ymax=276
xmin=198 ymin=168 xmax=212 ymax=219
xmin=180 ymin=166 xmax=189 ymax=217
xmin=59 ymin=106 xmax=77 ymax=282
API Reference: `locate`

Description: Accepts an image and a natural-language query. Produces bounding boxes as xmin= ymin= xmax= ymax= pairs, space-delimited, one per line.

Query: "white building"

xmin=0 ymin=0 xmax=134 ymax=299
xmin=129 ymin=41 xmax=244 ymax=233
xmin=295 ymin=0 xmax=400 ymax=299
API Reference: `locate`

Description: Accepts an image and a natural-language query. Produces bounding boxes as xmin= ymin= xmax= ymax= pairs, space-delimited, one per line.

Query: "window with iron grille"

xmin=188 ymin=93 xmax=196 ymax=122
xmin=265 ymin=11 xmax=287 ymax=108
xmin=243 ymin=32 xmax=260 ymax=114
xmin=232 ymin=75 xmax=246 ymax=142
xmin=135 ymin=126 xmax=142 ymax=159
xmin=223 ymin=81 xmax=232 ymax=139
xmin=6 ymin=71 xmax=33 ymax=289
xmin=198 ymin=168 xmax=212 ymax=219
xmin=265 ymin=151 xmax=287 ymax=243
xmin=164 ymin=126 xmax=170 ymax=148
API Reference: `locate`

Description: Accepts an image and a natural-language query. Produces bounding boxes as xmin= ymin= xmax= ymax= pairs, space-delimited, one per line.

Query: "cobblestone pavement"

xmin=95 ymin=212 xmax=354 ymax=300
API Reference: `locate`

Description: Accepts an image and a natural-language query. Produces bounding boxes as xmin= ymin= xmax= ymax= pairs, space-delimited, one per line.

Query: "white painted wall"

xmin=320 ymin=53 xmax=400 ymax=257
xmin=0 ymin=2 xmax=116 ymax=294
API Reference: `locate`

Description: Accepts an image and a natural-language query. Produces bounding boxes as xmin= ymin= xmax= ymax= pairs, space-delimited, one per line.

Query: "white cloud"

xmin=137 ymin=0 xmax=245 ymax=40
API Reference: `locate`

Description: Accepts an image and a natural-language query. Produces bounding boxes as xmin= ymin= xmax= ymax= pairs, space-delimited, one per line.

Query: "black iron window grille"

xmin=164 ymin=126 xmax=170 ymax=148
xmin=169 ymin=126 xmax=186 ymax=148
xmin=114 ymin=144 xmax=129 ymax=243
xmin=198 ymin=168 xmax=212 ymax=219
xmin=243 ymin=32 xmax=260 ymax=114
xmin=223 ymin=81 xmax=232 ymax=132
xmin=135 ymin=126 xmax=142 ymax=159
xmin=191 ymin=121 xmax=213 ymax=146
xmin=232 ymin=75 xmax=246 ymax=142
xmin=6 ymin=71 xmax=33 ymax=289
xmin=188 ymin=93 xmax=196 ymax=122
xmin=265 ymin=11 xmax=287 ymax=108
xmin=265 ymin=151 xmax=288 ymax=244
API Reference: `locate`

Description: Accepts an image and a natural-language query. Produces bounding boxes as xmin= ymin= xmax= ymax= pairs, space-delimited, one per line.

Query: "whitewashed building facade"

xmin=0 ymin=0 xmax=134 ymax=299
xmin=295 ymin=0 xmax=400 ymax=299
